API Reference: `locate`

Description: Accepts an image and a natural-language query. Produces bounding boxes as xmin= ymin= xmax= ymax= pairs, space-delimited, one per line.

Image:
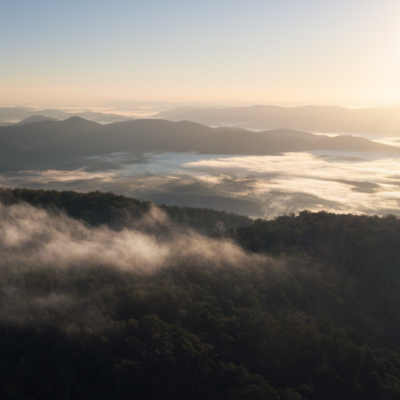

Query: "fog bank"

xmin=0 ymin=202 xmax=265 ymax=271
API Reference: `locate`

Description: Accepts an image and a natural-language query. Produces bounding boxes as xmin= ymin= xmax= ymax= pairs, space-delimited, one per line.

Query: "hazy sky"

xmin=1 ymin=0 xmax=400 ymax=106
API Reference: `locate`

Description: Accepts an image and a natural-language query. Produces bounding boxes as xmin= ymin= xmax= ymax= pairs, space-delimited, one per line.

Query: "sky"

xmin=1 ymin=0 xmax=400 ymax=106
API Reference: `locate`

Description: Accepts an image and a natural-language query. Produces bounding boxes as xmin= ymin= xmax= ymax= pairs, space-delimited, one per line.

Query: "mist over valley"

xmin=1 ymin=117 xmax=400 ymax=217
xmin=3 ymin=1 xmax=400 ymax=398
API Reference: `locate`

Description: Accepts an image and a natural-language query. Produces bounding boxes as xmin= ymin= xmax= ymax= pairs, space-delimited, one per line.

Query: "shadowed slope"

xmin=0 ymin=118 xmax=398 ymax=169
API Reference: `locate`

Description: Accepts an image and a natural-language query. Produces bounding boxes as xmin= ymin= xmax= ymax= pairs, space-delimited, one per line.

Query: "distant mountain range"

xmin=0 ymin=107 xmax=133 ymax=124
xmin=0 ymin=117 xmax=398 ymax=170
xmin=15 ymin=115 xmax=60 ymax=125
xmin=155 ymin=105 xmax=400 ymax=135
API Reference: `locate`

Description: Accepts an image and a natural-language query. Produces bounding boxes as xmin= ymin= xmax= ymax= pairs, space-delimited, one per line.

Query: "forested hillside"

xmin=0 ymin=189 xmax=400 ymax=400
xmin=0 ymin=188 xmax=252 ymax=235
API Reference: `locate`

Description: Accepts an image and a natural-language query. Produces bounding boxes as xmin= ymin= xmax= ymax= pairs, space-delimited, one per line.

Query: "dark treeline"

xmin=0 ymin=188 xmax=252 ymax=235
xmin=0 ymin=189 xmax=400 ymax=400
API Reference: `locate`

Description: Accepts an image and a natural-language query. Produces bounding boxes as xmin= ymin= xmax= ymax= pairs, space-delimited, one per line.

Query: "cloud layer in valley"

xmin=183 ymin=151 xmax=400 ymax=216
xmin=1 ymin=150 xmax=400 ymax=218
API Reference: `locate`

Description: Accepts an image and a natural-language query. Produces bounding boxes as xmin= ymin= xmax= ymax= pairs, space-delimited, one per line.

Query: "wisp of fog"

xmin=0 ymin=202 xmax=265 ymax=271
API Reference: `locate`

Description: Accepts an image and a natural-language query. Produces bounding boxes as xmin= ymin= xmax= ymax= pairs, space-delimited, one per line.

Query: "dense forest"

xmin=0 ymin=189 xmax=400 ymax=400
xmin=0 ymin=188 xmax=252 ymax=235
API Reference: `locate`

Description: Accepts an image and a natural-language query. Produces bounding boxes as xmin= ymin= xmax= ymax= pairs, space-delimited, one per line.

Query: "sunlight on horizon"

xmin=1 ymin=1 xmax=400 ymax=106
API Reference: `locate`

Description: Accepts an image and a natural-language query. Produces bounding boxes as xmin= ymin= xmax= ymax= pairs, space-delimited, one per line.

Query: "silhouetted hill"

xmin=15 ymin=115 xmax=59 ymax=125
xmin=0 ymin=118 xmax=398 ymax=169
xmin=0 ymin=106 xmax=133 ymax=124
xmin=155 ymin=104 xmax=400 ymax=135
xmin=0 ymin=137 xmax=27 ymax=158
xmin=47 ymin=116 xmax=101 ymax=132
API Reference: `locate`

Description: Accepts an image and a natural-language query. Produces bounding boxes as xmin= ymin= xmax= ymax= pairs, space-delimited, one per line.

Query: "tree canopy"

xmin=0 ymin=189 xmax=400 ymax=400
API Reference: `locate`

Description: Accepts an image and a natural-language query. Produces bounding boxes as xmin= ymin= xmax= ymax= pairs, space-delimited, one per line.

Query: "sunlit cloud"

xmin=184 ymin=152 xmax=400 ymax=216
xmin=2 ymin=151 xmax=400 ymax=218
xmin=14 ymin=169 xmax=116 ymax=183
xmin=0 ymin=203 xmax=267 ymax=271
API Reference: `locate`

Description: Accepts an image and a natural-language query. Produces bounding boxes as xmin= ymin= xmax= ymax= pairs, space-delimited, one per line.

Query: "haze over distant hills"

xmin=155 ymin=105 xmax=400 ymax=135
xmin=15 ymin=115 xmax=59 ymax=125
xmin=0 ymin=117 xmax=398 ymax=170
xmin=0 ymin=106 xmax=133 ymax=125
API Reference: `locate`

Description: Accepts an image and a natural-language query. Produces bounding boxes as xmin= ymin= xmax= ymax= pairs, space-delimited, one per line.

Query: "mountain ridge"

xmin=0 ymin=118 xmax=398 ymax=169
xmin=155 ymin=104 xmax=400 ymax=135
xmin=0 ymin=106 xmax=133 ymax=124
xmin=15 ymin=115 xmax=59 ymax=125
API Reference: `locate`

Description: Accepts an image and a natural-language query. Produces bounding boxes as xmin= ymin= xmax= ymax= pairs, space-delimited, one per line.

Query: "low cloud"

xmin=0 ymin=202 xmax=266 ymax=271
xmin=185 ymin=151 xmax=400 ymax=216
xmin=2 ymin=150 xmax=400 ymax=218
